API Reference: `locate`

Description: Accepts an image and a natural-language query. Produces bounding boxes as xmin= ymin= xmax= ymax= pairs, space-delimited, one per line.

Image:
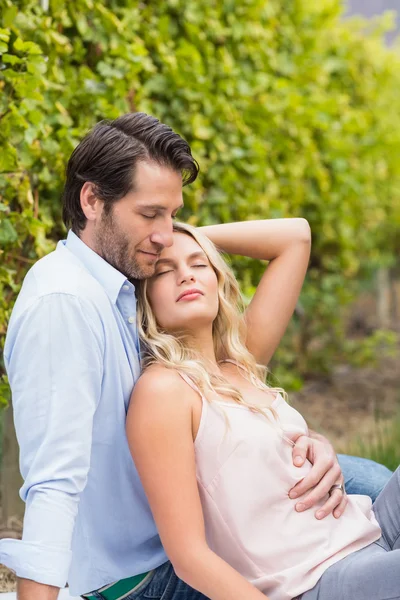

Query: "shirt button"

xmin=128 ymin=316 xmax=135 ymax=324
xmin=123 ymin=285 xmax=130 ymax=291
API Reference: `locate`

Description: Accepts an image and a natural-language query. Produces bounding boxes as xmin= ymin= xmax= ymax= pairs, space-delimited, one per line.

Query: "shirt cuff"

xmin=0 ymin=538 xmax=71 ymax=588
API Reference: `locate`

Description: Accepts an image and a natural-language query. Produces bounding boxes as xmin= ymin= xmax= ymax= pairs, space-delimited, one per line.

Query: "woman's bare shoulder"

xmin=130 ymin=363 xmax=197 ymax=410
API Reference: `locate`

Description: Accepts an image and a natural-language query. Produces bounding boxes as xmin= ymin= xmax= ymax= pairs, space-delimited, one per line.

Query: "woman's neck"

xmin=182 ymin=328 xmax=218 ymax=369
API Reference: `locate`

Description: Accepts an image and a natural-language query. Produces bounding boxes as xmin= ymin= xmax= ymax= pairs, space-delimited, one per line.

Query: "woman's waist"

xmin=204 ymin=490 xmax=381 ymax=569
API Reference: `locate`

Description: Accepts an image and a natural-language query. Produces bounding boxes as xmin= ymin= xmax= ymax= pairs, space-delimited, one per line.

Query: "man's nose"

xmin=150 ymin=225 xmax=174 ymax=248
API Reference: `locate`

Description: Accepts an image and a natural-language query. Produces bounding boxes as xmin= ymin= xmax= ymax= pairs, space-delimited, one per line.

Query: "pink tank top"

xmin=178 ymin=362 xmax=381 ymax=600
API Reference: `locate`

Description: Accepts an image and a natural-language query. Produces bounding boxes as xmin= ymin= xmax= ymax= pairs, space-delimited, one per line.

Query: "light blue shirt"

xmin=0 ymin=231 xmax=167 ymax=596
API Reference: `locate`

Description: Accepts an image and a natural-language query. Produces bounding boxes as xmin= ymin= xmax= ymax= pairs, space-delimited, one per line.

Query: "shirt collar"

xmin=61 ymin=230 xmax=135 ymax=304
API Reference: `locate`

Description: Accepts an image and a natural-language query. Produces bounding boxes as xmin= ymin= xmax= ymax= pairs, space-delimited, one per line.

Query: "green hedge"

xmin=1 ymin=0 xmax=399 ymax=402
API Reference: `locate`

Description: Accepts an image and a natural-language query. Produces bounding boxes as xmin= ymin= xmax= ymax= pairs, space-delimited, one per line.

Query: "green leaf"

xmin=0 ymin=29 xmax=11 ymax=43
xmin=13 ymin=37 xmax=25 ymax=52
xmin=0 ymin=219 xmax=18 ymax=245
xmin=1 ymin=54 xmax=22 ymax=65
xmin=0 ymin=0 xmax=399 ymax=391
xmin=13 ymin=37 xmax=42 ymax=55
xmin=2 ymin=6 xmax=18 ymax=29
xmin=0 ymin=145 xmax=17 ymax=172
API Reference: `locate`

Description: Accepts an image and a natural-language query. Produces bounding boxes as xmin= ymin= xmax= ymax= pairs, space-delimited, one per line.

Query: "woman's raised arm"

xmin=126 ymin=366 xmax=268 ymax=600
xmin=199 ymin=218 xmax=311 ymax=365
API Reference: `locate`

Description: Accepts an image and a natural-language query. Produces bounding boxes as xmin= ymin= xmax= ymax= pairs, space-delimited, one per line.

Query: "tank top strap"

xmin=219 ymin=358 xmax=267 ymax=392
xmin=219 ymin=358 xmax=245 ymax=370
xmin=176 ymin=371 xmax=207 ymax=404
xmin=219 ymin=357 xmax=257 ymax=380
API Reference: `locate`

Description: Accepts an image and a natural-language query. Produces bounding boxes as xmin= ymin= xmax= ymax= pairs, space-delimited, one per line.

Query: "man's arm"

xmin=308 ymin=428 xmax=333 ymax=445
xmin=17 ymin=579 xmax=59 ymax=600
xmin=0 ymin=294 xmax=103 ymax=599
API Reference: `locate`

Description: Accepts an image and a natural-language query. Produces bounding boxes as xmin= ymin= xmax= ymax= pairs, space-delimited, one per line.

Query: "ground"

xmin=291 ymin=348 xmax=400 ymax=451
xmin=0 ymin=565 xmax=16 ymax=594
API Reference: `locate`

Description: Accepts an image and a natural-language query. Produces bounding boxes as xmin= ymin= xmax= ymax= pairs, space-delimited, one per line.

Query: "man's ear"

xmin=80 ymin=182 xmax=102 ymax=222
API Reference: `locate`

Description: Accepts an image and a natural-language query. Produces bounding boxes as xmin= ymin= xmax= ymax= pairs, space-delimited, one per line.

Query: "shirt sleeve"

xmin=0 ymin=293 xmax=104 ymax=587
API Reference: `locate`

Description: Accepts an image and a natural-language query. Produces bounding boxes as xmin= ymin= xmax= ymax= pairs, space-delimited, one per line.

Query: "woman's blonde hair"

xmin=136 ymin=221 xmax=286 ymax=419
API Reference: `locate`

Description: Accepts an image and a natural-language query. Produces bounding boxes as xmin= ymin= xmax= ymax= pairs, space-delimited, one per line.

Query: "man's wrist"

xmin=308 ymin=429 xmax=329 ymax=443
xmin=17 ymin=577 xmax=60 ymax=600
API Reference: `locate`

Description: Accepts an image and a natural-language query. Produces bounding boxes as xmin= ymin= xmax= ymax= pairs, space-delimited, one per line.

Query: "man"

xmin=0 ymin=113 xmax=391 ymax=600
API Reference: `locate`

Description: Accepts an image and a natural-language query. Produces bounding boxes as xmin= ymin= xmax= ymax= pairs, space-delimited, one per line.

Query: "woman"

xmin=126 ymin=219 xmax=400 ymax=600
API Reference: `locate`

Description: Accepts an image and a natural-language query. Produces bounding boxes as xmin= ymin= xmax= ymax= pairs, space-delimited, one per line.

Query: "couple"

xmin=0 ymin=113 xmax=397 ymax=600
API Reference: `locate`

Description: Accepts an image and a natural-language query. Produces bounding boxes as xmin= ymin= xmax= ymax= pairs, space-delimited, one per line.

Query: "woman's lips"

xmin=178 ymin=292 xmax=202 ymax=301
xmin=176 ymin=289 xmax=204 ymax=302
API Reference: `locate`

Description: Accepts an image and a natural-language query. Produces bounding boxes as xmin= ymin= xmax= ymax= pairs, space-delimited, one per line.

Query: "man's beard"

xmin=94 ymin=209 xmax=153 ymax=280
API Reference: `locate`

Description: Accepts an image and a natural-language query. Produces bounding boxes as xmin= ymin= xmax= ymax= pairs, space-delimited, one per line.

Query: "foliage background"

xmin=0 ymin=0 xmax=399 ymax=407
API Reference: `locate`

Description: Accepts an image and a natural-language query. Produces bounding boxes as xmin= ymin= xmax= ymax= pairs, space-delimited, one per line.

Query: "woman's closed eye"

xmin=155 ymin=264 xmax=208 ymax=277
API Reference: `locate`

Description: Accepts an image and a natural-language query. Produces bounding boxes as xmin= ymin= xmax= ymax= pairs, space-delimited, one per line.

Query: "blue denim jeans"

xmin=337 ymin=454 xmax=392 ymax=501
xmin=106 ymin=561 xmax=208 ymax=600
xmin=97 ymin=456 xmax=392 ymax=600
xmin=300 ymin=466 xmax=400 ymax=600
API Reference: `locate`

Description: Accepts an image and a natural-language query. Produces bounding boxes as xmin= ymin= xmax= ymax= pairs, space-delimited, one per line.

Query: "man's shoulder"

xmin=21 ymin=242 xmax=107 ymax=304
xmin=4 ymin=245 xmax=110 ymax=361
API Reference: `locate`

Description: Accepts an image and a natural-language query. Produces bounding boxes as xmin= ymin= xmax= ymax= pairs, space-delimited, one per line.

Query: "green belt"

xmin=82 ymin=570 xmax=152 ymax=600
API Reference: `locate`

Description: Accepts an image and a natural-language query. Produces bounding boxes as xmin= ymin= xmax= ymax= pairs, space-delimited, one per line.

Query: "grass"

xmin=0 ymin=410 xmax=2 ymax=466
xmin=343 ymin=413 xmax=400 ymax=472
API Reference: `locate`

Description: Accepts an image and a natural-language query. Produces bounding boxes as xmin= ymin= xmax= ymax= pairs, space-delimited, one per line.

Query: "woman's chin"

xmin=162 ymin=316 xmax=214 ymax=335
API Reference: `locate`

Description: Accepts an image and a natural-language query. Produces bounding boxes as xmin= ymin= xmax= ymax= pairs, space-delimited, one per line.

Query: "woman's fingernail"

xmin=296 ymin=503 xmax=306 ymax=512
xmin=316 ymin=511 xmax=325 ymax=519
xmin=289 ymin=491 xmax=298 ymax=499
xmin=294 ymin=456 xmax=303 ymax=466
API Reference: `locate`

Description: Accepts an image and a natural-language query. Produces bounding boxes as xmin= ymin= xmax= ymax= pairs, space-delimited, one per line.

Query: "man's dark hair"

xmin=62 ymin=112 xmax=199 ymax=234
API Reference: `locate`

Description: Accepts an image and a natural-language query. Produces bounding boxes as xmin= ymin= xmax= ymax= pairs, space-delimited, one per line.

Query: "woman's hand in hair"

xmin=288 ymin=433 xmax=347 ymax=520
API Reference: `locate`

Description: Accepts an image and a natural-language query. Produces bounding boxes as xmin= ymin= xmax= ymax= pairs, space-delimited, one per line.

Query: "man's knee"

xmin=337 ymin=454 xmax=392 ymax=502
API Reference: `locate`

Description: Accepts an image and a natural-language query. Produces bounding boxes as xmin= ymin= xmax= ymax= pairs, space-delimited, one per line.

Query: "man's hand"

xmin=288 ymin=432 xmax=347 ymax=520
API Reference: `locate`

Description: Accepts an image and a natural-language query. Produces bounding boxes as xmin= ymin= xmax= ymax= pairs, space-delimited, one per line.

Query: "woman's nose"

xmin=179 ymin=271 xmax=195 ymax=284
